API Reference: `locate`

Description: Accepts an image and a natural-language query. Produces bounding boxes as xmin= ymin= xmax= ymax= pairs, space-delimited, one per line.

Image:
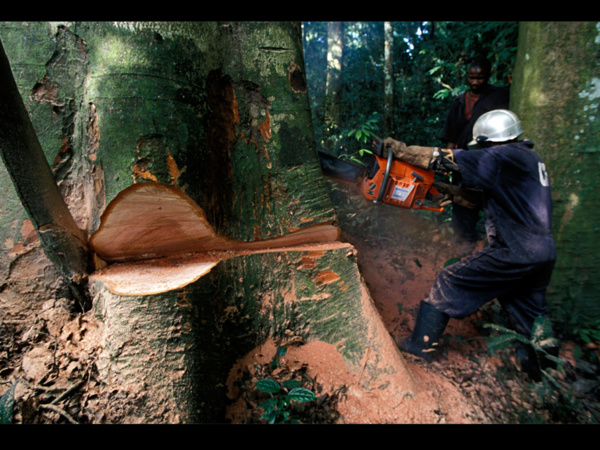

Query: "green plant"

xmin=347 ymin=113 xmax=379 ymax=145
xmin=484 ymin=317 xmax=587 ymax=422
xmin=576 ymin=318 xmax=600 ymax=345
xmin=429 ymin=65 xmax=463 ymax=101
xmin=443 ymin=257 xmax=462 ymax=268
xmin=341 ymin=113 xmax=380 ymax=165
xmin=255 ymin=378 xmax=318 ymax=424
xmin=397 ymin=303 xmax=408 ymax=314
xmin=485 ymin=317 xmax=558 ymax=357
xmin=484 ymin=316 xmax=563 ymax=375
xmin=567 ymin=318 xmax=600 ymax=362
xmin=554 ymin=302 xmax=600 ymax=362
xmin=254 ymin=345 xmax=318 ymax=424
xmin=532 ymin=368 xmax=580 ymax=423
xmin=0 ymin=381 xmax=16 ymax=424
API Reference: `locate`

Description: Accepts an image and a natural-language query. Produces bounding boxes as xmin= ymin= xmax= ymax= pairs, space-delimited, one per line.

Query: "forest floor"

xmin=2 ymin=176 xmax=600 ymax=425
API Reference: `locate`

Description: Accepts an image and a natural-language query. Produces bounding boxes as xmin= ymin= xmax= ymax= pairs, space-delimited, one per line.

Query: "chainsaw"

xmin=319 ymin=138 xmax=444 ymax=212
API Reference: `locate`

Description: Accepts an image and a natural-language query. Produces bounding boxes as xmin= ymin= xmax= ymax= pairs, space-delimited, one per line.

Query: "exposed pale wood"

xmin=89 ymin=182 xmax=350 ymax=295
xmin=91 ymin=257 xmax=219 ymax=296
xmin=90 ymin=182 xmax=220 ymax=262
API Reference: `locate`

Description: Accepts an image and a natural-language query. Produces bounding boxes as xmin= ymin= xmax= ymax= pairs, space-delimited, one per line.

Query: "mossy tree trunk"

xmin=1 ymin=22 xmax=416 ymax=423
xmin=510 ymin=21 xmax=600 ymax=326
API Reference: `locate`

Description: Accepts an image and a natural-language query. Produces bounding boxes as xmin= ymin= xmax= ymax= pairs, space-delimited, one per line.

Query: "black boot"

xmin=400 ymin=301 xmax=450 ymax=362
xmin=516 ymin=344 xmax=559 ymax=382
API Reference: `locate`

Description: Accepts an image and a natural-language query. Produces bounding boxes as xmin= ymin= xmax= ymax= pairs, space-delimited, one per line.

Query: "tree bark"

xmin=0 ymin=38 xmax=89 ymax=305
xmin=1 ymin=21 xmax=423 ymax=424
xmin=510 ymin=21 xmax=600 ymax=322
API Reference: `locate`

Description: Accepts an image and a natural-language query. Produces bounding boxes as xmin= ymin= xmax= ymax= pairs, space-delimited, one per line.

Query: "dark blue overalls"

xmin=427 ymin=141 xmax=556 ymax=337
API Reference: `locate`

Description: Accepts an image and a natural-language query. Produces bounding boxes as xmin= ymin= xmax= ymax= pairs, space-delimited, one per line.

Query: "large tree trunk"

xmin=510 ymin=21 xmax=600 ymax=324
xmin=0 ymin=22 xmax=436 ymax=424
xmin=89 ymin=21 xmax=418 ymax=423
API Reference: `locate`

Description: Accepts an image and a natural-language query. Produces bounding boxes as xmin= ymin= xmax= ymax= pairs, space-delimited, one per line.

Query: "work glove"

xmin=382 ymin=138 xmax=434 ymax=170
xmin=432 ymin=182 xmax=483 ymax=209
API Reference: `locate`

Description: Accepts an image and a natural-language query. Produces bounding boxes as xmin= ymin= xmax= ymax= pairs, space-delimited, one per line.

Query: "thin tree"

xmin=383 ymin=21 xmax=394 ymax=133
xmin=0 ymin=39 xmax=89 ymax=307
xmin=324 ymin=21 xmax=344 ymax=152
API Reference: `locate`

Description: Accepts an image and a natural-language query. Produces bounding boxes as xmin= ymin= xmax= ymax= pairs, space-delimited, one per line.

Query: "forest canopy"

xmin=302 ymin=21 xmax=518 ymax=159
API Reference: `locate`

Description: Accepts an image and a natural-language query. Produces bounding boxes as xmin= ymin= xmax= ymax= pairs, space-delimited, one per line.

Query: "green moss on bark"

xmin=512 ymin=22 xmax=600 ymax=324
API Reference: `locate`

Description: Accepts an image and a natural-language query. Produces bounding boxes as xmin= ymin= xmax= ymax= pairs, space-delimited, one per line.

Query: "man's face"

xmin=467 ymin=66 xmax=489 ymax=94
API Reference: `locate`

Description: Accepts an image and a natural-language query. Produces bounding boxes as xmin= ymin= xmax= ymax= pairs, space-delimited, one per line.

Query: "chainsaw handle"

xmin=419 ymin=184 xmax=444 ymax=212
xmin=376 ymin=147 xmax=393 ymax=203
xmin=418 ymin=204 xmax=444 ymax=212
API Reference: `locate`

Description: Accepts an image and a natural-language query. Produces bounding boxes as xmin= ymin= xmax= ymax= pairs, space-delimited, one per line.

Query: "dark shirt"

xmin=453 ymin=141 xmax=555 ymax=263
xmin=440 ymin=84 xmax=510 ymax=148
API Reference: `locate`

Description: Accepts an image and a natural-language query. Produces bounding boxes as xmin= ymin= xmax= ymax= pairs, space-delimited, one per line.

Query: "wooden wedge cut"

xmin=89 ymin=182 xmax=350 ymax=295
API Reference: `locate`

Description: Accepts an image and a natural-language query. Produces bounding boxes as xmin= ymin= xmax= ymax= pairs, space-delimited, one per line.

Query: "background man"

xmin=440 ymin=56 xmax=510 ymax=249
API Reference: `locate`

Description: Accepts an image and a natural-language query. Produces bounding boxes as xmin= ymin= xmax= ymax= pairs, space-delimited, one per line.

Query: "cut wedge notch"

xmin=89 ymin=182 xmax=350 ymax=296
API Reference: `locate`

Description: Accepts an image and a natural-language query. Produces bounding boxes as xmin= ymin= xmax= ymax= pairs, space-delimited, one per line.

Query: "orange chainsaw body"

xmin=361 ymin=153 xmax=443 ymax=212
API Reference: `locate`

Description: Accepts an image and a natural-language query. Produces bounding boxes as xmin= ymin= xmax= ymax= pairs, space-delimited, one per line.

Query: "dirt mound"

xmin=224 ymin=338 xmax=488 ymax=424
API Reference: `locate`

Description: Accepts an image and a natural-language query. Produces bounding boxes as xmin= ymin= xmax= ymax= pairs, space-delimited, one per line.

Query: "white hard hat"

xmin=469 ymin=109 xmax=524 ymax=146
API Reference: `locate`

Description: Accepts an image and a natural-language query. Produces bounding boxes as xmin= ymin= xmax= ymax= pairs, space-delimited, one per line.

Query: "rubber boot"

xmin=516 ymin=344 xmax=559 ymax=382
xmin=399 ymin=301 xmax=450 ymax=362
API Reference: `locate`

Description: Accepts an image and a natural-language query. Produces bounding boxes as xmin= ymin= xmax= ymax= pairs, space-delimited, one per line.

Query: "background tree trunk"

xmin=383 ymin=22 xmax=394 ymax=133
xmin=324 ymin=22 xmax=343 ymax=152
xmin=510 ymin=21 xmax=600 ymax=324
xmin=0 ymin=21 xmax=419 ymax=423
